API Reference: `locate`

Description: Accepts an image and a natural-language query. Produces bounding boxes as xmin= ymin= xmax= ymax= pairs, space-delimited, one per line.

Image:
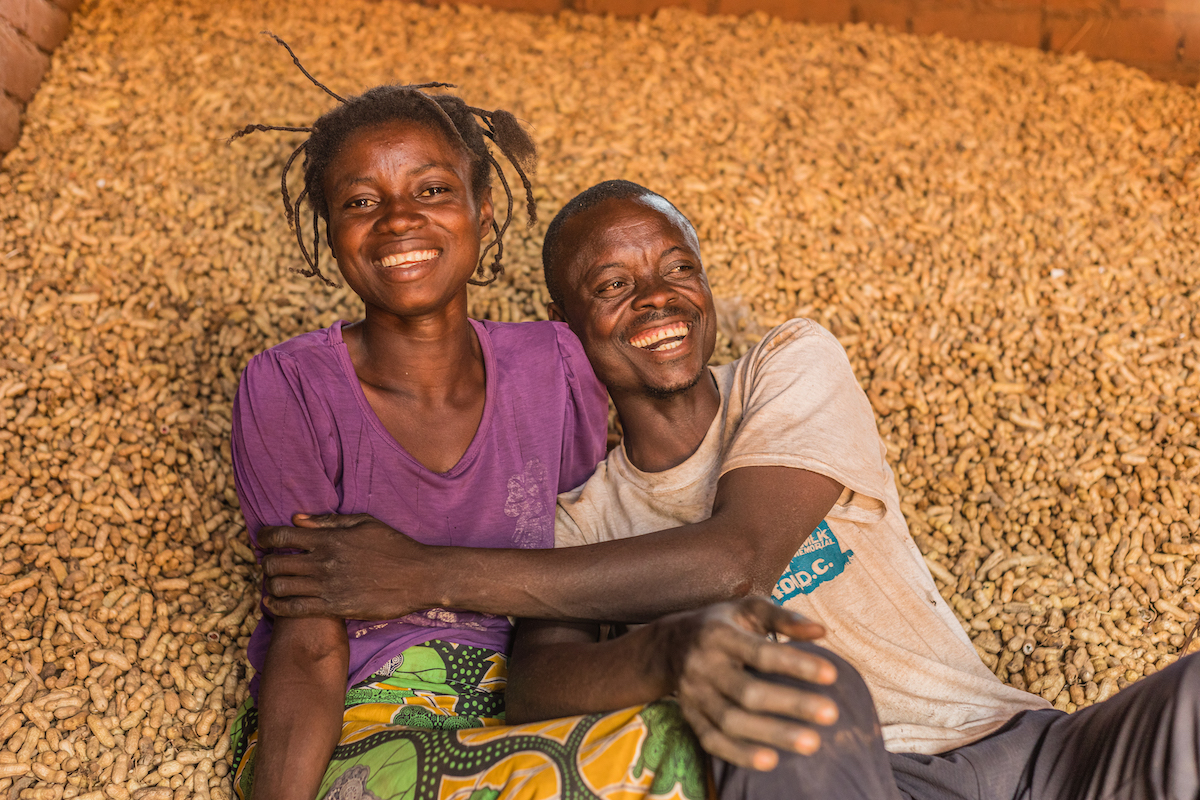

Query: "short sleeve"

xmin=552 ymin=322 xmax=609 ymax=494
xmin=230 ymin=350 xmax=342 ymax=556
xmin=554 ymin=485 xmax=591 ymax=547
xmin=721 ymin=320 xmax=892 ymax=521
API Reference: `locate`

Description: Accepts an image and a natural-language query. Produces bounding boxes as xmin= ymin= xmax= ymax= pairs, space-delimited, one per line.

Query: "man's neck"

xmin=613 ymin=371 xmax=722 ymax=473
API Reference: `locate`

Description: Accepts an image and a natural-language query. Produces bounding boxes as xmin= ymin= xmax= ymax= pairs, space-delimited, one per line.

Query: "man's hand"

xmin=663 ymin=597 xmax=838 ymax=771
xmin=258 ymin=514 xmax=431 ymax=619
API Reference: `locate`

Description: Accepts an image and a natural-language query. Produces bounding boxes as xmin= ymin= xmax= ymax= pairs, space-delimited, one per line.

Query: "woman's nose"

xmin=375 ymin=196 xmax=423 ymax=233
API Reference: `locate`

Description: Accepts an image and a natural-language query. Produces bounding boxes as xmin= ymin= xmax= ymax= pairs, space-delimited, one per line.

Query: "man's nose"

xmin=632 ymin=273 xmax=679 ymax=309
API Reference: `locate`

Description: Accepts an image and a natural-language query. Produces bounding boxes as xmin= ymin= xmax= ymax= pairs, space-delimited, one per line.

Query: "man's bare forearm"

xmin=260 ymin=467 xmax=843 ymax=623
xmin=432 ymin=521 xmax=765 ymax=622
xmin=432 ymin=468 xmax=843 ymax=622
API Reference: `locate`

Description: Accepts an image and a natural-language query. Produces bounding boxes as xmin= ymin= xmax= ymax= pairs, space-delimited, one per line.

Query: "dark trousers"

xmin=713 ymin=643 xmax=1200 ymax=800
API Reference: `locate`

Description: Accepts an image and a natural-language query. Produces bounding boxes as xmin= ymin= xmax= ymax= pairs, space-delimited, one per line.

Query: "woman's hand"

xmin=259 ymin=513 xmax=433 ymax=619
xmin=661 ymin=597 xmax=839 ymax=771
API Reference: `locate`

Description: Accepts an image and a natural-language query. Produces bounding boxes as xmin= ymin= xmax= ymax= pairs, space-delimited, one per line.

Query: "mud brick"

xmin=913 ymin=6 xmax=1042 ymax=48
xmin=1048 ymin=14 xmax=1182 ymax=62
xmin=0 ymin=22 xmax=49 ymax=102
xmin=717 ymin=0 xmax=853 ymax=23
xmin=579 ymin=0 xmax=707 ymax=14
xmin=0 ymin=0 xmax=70 ymax=50
xmin=855 ymin=0 xmax=911 ymax=31
xmin=0 ymin=90 xmax=21 ymax=154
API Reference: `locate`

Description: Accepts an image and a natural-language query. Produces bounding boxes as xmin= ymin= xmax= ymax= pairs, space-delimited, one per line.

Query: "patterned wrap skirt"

xmin=231 ymin=640 xmax=712 ymax=800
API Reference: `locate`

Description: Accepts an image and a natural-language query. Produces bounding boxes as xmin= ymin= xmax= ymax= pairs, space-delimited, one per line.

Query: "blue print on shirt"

xmin=771 ymin=520 xmax=854 ymax=603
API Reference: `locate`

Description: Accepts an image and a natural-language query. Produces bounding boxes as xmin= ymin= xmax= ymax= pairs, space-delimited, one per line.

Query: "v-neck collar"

xmin=330 ymin=318 xmax=494 ymax=478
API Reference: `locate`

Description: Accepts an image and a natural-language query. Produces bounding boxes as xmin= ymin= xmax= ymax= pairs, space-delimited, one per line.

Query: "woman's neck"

xmin=343 ymin=301 xmax=483 ymax=401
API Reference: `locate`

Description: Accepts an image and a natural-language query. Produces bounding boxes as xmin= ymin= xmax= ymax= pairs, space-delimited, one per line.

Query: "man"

xmin=260 ymin=181 xmax=1199 ymax=799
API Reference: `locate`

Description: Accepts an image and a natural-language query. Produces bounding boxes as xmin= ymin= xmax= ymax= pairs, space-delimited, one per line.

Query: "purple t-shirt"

xmin=231 ymin=318 xmax=608 ymax=695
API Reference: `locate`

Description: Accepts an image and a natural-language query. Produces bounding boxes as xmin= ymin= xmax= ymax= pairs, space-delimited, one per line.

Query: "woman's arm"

xmin=506 ymin=598 xmax=839 ymax=770
xmin=505 ymin=619 xmax=665 ymax=723
xmin=252 ymin=616 xmax=348 ymax=800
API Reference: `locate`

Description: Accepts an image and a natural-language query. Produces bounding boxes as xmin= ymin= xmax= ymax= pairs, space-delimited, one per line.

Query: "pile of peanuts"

xmin=0 ymin=0 xmax=1198 ymax=796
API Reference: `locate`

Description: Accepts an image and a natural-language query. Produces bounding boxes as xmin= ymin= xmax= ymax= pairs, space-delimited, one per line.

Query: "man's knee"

xmin=754 ymin=641 xmax=880 ymax=736
xmin=717 ymin=642 xmax=897 ymax=800
xmin=1154 ymin=650 xmax=1200 ymax=714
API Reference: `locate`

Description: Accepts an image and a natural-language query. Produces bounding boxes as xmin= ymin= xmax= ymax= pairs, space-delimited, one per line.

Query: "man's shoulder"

xmin=737 ymin=318 xmax=845 ymax=369
xmin=716 ymin=318 xmax=853 ymax=401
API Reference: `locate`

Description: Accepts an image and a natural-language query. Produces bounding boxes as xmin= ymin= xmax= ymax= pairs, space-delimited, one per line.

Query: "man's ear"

xmin=546 ymin=302 xmax=566 ymax=323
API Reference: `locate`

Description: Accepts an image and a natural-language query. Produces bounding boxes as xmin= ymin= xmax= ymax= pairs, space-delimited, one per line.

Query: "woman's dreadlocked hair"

xmin=230 ymin=34 xmax=538 ymax=288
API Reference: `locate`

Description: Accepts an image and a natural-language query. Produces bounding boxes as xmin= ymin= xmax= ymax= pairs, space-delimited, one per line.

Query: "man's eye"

xmin=422 ymin=186 xmax=450 ymax=197
xmin=347 ymin=198 xmax=375 ymax=209
xmin=598 ymin=280 xmax=625 ymax=293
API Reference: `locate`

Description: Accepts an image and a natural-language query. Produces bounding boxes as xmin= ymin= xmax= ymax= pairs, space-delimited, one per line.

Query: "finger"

xmin=751 ymin=640 xmax=838 ymax=687
xmin=257 ymin=525 xmax=315 ymax=551
xmin=262 ymin=593 xmax=336 ymax=618
xmin=263 ymin=575 xmax=326 ymax=599
xmin=708 ymin=700 xmax=825 ymax=758
xmin=709 ymin=657 xmax=838 ymax=726
xmin=682 ymin=702 xmax=782 ymax=771
xmin=261 ymin=552 xmax=317 ymax=579
xmin=710 ymin=624 xmax=837 ymax=686
xmin=733 ymin=675 xmax=839 ymax=729
xmin=735 ymin=597 xmax=827 ymax=642
xmin=293 ymin=512 xmax=374 ymax=528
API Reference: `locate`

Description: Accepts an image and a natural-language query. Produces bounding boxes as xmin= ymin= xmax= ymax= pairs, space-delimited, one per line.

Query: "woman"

xmin=228 ymin=63 xmax=707 ymax=800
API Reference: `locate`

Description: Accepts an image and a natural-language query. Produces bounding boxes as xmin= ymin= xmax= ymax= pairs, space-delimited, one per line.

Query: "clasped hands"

xmin=257 ymin=513 xmax=840 ymax=771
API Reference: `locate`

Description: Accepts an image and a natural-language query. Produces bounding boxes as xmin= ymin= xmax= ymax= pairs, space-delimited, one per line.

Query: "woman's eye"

xmin=347 ymin=198 xmax=375 ymax=209
xmin=422 ymin=186 xmax=450 ymax=197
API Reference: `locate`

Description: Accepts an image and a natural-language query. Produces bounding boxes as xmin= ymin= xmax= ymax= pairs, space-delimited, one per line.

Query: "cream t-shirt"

xmin=555 ymin=318 xmax=1049 ymax=755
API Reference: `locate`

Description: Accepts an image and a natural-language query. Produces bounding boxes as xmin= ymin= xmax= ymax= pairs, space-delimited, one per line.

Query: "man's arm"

xmin=258 ymin=466 xmax=843 ymax=622
xmin=251 ymin=617 xmax=348 ymax=800
xmin=506 ymin=599 xmax=839 ymax=771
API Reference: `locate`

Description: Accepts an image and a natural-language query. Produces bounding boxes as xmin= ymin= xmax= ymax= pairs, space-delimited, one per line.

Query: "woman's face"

xmin=324 ymin=119 xmax=493 ymax=321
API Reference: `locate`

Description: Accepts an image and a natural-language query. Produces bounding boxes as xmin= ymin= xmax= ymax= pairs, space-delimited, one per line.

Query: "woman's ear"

xmin=477 ymin=186 xmax=495 ymax=238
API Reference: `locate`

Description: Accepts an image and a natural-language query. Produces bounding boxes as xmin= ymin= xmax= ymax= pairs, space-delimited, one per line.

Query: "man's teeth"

xmin=630 ymin=323 xmax=690 ymax=350
xmin=380 ymin=250 xmax=438 ymax=268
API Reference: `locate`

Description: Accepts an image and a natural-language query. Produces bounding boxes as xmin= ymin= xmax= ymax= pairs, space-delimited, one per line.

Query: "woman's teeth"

xmin=380 ymin=250 xmax=438 ymax=268
xmin=630 ymin=323 xmax=689 ymax=350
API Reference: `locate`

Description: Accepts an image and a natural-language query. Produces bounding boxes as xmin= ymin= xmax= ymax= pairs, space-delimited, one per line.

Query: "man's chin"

xmin=643 ymin=369 xmax=706 ymax=400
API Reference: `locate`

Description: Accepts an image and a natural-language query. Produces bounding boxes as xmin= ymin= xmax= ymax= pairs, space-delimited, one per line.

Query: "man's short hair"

xmin=541 ymin=179 xmax=693 ymax=309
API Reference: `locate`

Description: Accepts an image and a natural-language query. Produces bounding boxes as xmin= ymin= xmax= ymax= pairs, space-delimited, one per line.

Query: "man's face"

xmin=550 ymin=195 xmax=716 ymax=399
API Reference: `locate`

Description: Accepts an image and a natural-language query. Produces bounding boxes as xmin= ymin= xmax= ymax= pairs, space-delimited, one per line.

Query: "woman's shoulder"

xmin=238 ymin=324 xmax=350 ymax=403
xmin=245 ymin=325 xmax=343 ymax=371
xmin=477 ymin=319 xmax=587 ymax=365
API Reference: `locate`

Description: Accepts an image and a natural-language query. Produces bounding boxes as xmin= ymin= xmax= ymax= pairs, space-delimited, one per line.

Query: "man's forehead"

xmin=571 ymin=194 xmax=698 ymax=253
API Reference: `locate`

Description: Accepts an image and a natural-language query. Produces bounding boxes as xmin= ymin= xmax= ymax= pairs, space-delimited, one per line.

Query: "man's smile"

xmin=629 ymin=321 xmax=691 ymax=351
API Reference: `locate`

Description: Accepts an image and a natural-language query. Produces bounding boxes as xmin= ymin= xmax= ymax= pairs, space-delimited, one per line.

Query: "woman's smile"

xmin=379 ymin=249 xmax=440 ymax=269
xmin=323 ymin=119 xmax=494 ymax=318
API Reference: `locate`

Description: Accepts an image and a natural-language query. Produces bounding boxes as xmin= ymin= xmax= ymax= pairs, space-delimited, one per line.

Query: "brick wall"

xmin=0 ymin=0 xmax=80 ymax=154
xmin=463 ymin=0 xmax=1200 ymax=85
